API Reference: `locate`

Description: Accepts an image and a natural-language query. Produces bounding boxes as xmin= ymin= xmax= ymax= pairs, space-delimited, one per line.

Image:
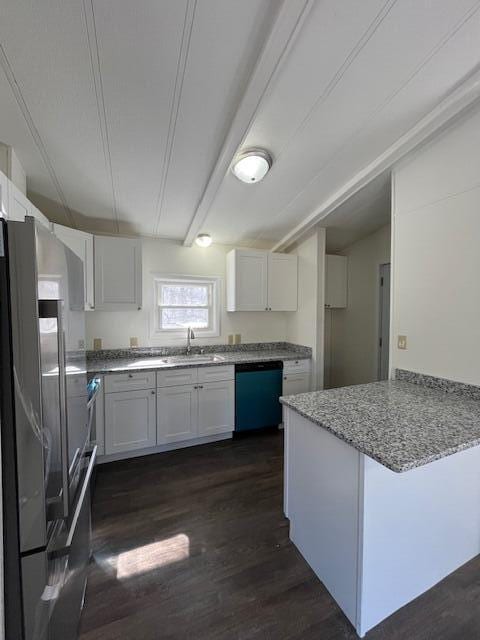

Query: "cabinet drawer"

xmin=283 ymin=359 xmax=311 ymax=375
xmin=104 ymin=371 xmax=156 ymax=393
xmin=197 ymin=365 xmax=234 ymax=383
xmin=157 ymin=367 xmax=198 ymax=388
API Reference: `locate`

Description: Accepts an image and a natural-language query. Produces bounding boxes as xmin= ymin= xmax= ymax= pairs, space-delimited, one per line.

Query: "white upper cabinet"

xmin=53 ymin=224 xmax=95 ymax=310
xmin=325 ymin=254 xmax=348 ymax=309
xmin=267 ymin=253 xmax=298 ymax=311
xmin=226 ymin=248 xmax=297 ymax=312
xmin=7 ymin=182 xmax=49 ymax=227
xmin=227 ymin=249 xmax=268 ymax=311
xmin=0 ymin=170 xmax=8 ymax=219
xmin=8 ymin=182 xmax=30 ymax=222
xmin=94 ymin=236 xmax=142 ymax=310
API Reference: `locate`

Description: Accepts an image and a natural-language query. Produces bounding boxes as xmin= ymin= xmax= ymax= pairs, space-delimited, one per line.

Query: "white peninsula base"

xmin=283 ymin=408 xmax=480 ymax=637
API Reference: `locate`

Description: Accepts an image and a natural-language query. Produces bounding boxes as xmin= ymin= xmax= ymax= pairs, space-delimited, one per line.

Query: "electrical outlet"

xmin=93 ymin=338 xmax=102 ymax=351
xmin=397 ymin=335 xmax=407 ymax=350
xmin=235 ymin=333 xmax=241 ymax=345
xmin=130 ymin=337 xmax=139 ymax=348
xmin=228 ymin=334 xmax=234 ymax=345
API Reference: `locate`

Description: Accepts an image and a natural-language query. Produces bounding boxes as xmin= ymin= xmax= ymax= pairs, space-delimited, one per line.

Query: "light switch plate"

xmin=235 ymin=334 xmax=241 ymax=344
xmin=93 ymin=338 xmax=102 ymax=350
xmin=397 ymin=335 xmax=407 ymax=350
xmin=228 ymin=334 xmax=234 ymax=345
xmin=130 ymin=337 xmax=139 ymax=348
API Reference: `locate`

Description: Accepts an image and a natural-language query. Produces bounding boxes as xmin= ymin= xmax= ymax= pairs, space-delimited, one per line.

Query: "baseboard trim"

xmin=97 ymin=432 xmax=233 ymax=464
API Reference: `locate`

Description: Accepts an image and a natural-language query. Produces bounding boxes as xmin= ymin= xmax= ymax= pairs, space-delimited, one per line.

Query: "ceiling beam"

xmin=183 ymin=0 xmax=315 ymax=247
xmin=271 ymin=65 xmax=480 ymax=252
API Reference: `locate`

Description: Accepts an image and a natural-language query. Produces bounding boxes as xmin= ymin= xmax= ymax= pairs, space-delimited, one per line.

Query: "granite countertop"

xmin=281 ymin=378 xmax=480 ymax=473
xmin=88 ymin=346 xmax=311 ymax=375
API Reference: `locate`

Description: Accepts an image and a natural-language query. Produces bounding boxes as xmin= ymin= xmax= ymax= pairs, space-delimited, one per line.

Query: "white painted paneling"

xmin=0 ymin=0 xmax=115 ymax=228
xmin=287 ymin=409 xmax=360 ymax=627
xmin=360 ymin=446 xmax=480 ymax=635
xmin=1 ymin=1 xmax=479 ymax=250
xmin=392 ymin=106 xmax=480 ymax=385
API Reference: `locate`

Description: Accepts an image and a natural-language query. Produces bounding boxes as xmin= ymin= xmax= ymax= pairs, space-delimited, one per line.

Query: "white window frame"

xmin=151 ymin=274 xmax=221 ymax=340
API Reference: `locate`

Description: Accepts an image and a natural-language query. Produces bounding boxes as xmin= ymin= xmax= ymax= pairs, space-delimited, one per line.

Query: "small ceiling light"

xmin=195 ymin=233 xmax=212 ymax=248
xmin=232 ymin=148 xmax=272 ymax=184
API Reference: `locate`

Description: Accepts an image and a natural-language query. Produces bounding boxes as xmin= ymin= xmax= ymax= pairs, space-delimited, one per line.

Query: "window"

xmin=153 ymin=275 xmax=220 ymax=338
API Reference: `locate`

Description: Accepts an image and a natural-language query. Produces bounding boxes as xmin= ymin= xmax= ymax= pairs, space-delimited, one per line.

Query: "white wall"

xmin=86 ymin=238 xmax=289 ymax=349
xmin=391 ymin=105 xmax=480 ymax=385
xmin=326 ymin=224 xmax=391 ymax=388
xmin=286 ymin=227 xmax=326 ymax=389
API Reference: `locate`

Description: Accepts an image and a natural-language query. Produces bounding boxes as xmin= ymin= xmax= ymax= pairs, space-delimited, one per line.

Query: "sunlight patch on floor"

xmin=112 ymin=534 xmax=191 ymax=579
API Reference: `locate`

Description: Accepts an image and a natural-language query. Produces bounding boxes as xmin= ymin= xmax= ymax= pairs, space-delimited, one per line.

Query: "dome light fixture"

xmin=232 ymin=148 xmax=272 ymax=184
xmin=195 ymin=233 xmax=212 ymax=248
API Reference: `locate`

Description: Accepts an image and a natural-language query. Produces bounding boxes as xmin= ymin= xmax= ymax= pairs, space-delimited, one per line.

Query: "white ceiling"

xmin=0 ymin=1 xmax=479 ymax=247
xmin=323 ymin=172 xmax=391 ymax=253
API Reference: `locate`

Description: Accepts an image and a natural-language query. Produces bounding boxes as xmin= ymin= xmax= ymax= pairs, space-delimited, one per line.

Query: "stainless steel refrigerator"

xmin=0 ymin=217 xmax=96 ymax=639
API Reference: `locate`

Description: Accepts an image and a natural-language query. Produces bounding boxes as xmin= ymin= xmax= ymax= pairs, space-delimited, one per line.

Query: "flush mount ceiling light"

xmin=195 ymin=233 xmax=212 ymax=248
xmin=231 ymin=148 xmax=272 ymax=184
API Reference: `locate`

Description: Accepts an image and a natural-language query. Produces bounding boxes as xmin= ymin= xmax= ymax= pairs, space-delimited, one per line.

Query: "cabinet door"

xmin=8 ymin=182 xmax=30 ymax=222
xmin=197 ymin=380 xmax=234 ymax=436
xmin=0 ymin=170 xmax=8 ymax=218
xmin=325 ymin=255 xmax=347 ymax=308
xmin=228 ymin=249 xmax=267 ymax=311
xmin=157 ymin=384 xmax=198 ymax=444
xmin=105 ymin=389 xmax=156 ymax=454
xmin=29 ymin=203 xmax=50 ymax=228
xmin=53 ymin=224 xmax=95 ymax=310
xmin=268 ymin=253 xmax=297 ymax=311
xmin=94 ymin=236 xmax=142 ymax=310
xmin=283 ymin=373 xmax=311 ymax=396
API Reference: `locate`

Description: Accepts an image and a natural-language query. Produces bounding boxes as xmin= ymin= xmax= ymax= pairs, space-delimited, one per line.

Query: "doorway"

xmin=378 ymin=263 xmax=391 ymax=380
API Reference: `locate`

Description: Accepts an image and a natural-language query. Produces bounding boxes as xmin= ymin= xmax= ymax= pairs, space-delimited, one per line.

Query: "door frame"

xmin=377 ymin=263 xmax=391 ymax=380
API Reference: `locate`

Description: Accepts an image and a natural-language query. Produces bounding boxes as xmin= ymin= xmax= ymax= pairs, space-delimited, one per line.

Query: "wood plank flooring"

xmin=79 ymin=430 xmax=480 ymax=640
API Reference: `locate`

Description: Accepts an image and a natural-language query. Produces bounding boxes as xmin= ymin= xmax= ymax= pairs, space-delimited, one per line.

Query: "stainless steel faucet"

xmin=186 ymin=326 xmax=195 ymax=354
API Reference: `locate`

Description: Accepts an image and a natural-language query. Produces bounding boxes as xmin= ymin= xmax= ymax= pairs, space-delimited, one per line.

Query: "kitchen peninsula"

xmin=281 ymin=370 xmax=480 ymax=637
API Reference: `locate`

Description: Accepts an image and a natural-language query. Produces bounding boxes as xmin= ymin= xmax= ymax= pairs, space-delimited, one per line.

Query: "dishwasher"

xmin=235 ymin=361 xmax=283 ymax=432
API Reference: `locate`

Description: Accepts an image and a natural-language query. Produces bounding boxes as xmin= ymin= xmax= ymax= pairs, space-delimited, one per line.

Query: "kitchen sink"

xmin=127 ymin=354 xmax=225 ymax=368
xmin=162 ymin=354 xmax=225 ymax=365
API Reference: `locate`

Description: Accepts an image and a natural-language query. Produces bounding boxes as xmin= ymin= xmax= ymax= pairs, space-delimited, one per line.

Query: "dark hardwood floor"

xmin=79 ymin=431 xmax=480 ymax=640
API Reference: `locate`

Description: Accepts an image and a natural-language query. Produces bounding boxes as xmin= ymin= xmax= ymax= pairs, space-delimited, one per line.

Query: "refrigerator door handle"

xmin=56 ymin=301 xmax=69 ymax=520
xmin=39 ymin=299 xmax=70 ymax=520
xmin=51 ymin=446 xmax=97 ymax=559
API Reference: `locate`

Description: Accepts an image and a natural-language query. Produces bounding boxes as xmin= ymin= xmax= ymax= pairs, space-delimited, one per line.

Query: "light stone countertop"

xmin=88 ymin=348 xmax=311 ymax=375
xmin=281 ymin=379 xmax=480 ymax=472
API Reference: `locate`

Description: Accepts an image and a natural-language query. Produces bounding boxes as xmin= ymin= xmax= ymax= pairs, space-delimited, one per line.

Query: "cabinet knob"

xmin=128 ymin=374 xmax=133 ymax=378
xmin=151 ymin=390 xmax=155 ymax=395
xmin=265 ymin=307 xmax=268 ymax=311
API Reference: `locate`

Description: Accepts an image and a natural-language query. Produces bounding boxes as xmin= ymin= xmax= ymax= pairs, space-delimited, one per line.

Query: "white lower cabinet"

xmin=283 ymin=373 xmax=310 ymax=396
xmin=105 ymin=388 xmax=156 ymax=454
xmin=101 ymin=364 xmax=242 ymax=459
xmin=157 ymin=384 xmax=198 ymax=444
xmin=198 ymin=380 xmax=235 ymax=436
xmin=157 ymin=379 xmax=235 ymax=444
